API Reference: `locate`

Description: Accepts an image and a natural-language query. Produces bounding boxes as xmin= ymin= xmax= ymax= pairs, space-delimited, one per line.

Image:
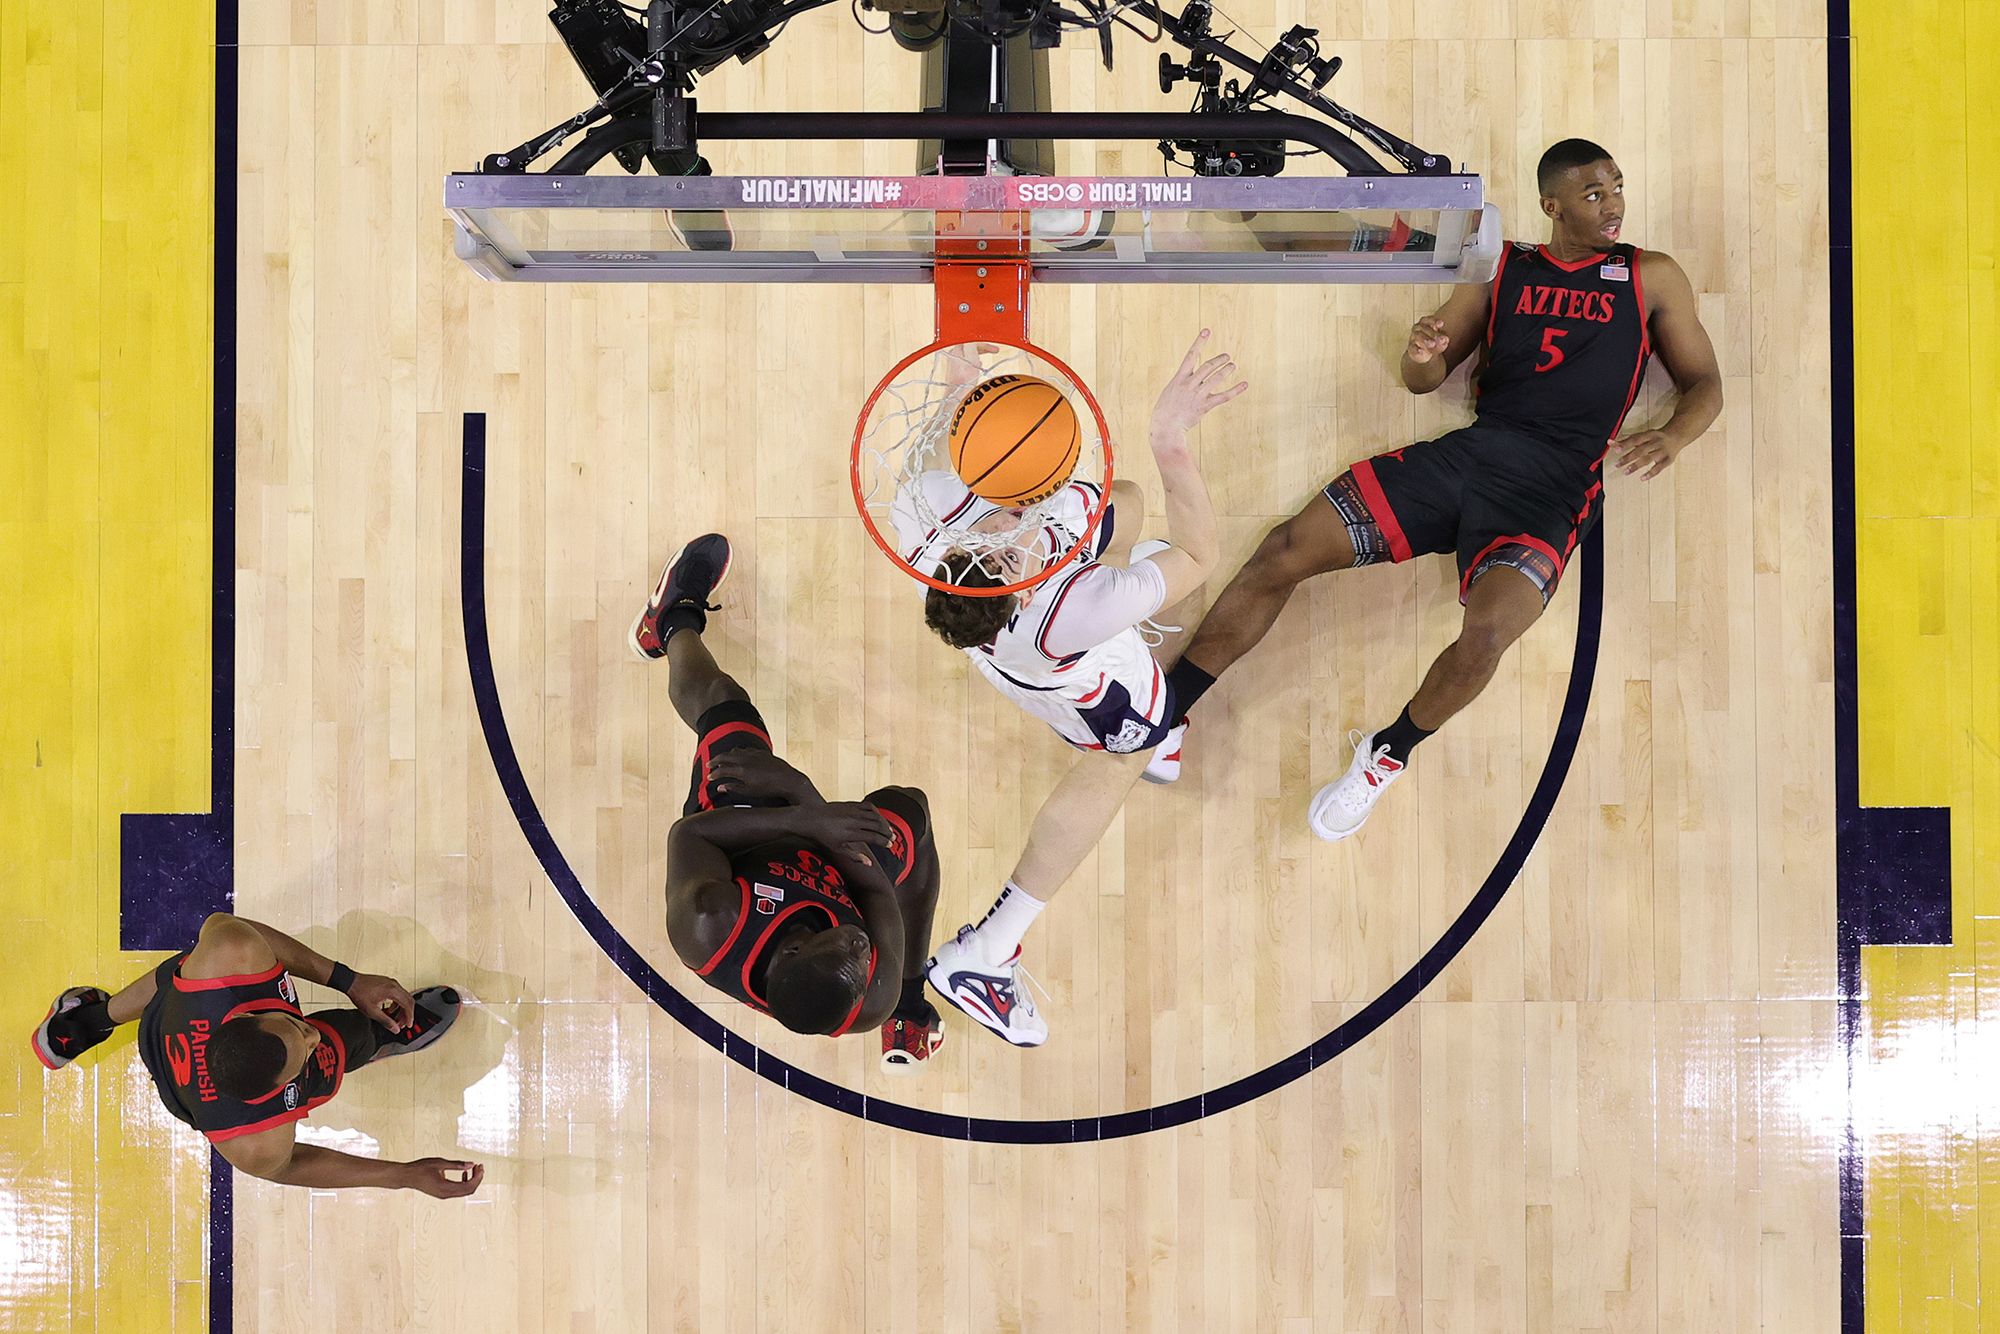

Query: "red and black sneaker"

xmin=629 ymin=534 xmax=732 ymax=661
xmin=369 ymin=986 xmax=463 ymax=1060
xmin=30 ymin=986 xmax=114 ymax=1071
xmin=880 ymin=1002 xmax=945 ymax=1075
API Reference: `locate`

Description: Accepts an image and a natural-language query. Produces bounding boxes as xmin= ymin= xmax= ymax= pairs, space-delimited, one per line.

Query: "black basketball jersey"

xmin=1476 ymin=242 xmax=1652 ymax=463
xmin=137 ymin=953 xmax=346 ymax=1142
xmin=691 ymin=839 xmax=878 ymax=1036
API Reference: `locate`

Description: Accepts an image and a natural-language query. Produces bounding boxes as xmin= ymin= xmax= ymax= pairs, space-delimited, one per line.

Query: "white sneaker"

xmin=1142 ymin=720 xmax=1186 ymax=784
xmin=925 ymin=926 xmax=1050 ymax=1048
xmin=1306 ymin=730 xmax=1406 ymax=841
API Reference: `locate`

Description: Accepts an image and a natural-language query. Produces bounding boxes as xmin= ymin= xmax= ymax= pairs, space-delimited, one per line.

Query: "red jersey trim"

xmin=220 ymin=997 xmax=302 ymax=1025
xmin=172 ymin=961 xmax=286 ymax=993
xmin=693 ymin=878 xmax=755 ymax=976
xmin=740 ymin=901 xmax=841 ymax=1008
xmin=1348 ymin=458 xmax=1414 ymax=562
xmin=694 ymin=722 xmax=774 ymax=810
xmin=1536 ymin=244 xmax=1609 ymax=273
xmin=201 ymin=1019 xmax=345 ymax=1143
xmin=1484 ymin=243 xmax=1512 ymax=348
xmin=1606 ymin=247 xmax=1653 ymax=447
xmin=827 ymin=947 xmax=880 ymax=1038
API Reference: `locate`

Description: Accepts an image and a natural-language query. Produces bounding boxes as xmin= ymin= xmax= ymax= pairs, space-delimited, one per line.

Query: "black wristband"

xmin=325 ymin=962 xmax=358 ymax=993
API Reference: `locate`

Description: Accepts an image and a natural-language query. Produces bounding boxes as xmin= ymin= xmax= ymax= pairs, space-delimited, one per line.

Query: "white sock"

xmin=969 ymin=882 xmax=1045 ymax=961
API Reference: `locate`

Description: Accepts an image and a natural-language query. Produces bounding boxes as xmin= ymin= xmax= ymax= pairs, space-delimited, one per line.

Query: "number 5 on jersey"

xmin=1536 ymin=327 xmax=1569 ymax=372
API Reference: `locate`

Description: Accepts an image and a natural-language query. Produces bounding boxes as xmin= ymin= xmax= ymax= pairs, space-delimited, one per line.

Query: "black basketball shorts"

xmin=682 ymin=700 xmax=929 ymax=885
xmin=1321 ymin=421 xmax=1604 ymax=604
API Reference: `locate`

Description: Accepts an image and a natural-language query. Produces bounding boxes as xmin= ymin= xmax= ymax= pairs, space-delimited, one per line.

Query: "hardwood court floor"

xmin=221 ymin=2 xmax=1837 ymax=1330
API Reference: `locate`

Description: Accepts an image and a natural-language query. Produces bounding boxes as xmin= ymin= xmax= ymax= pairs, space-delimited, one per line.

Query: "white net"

xmin=852 ymin=340 xmax=1111 ymax=595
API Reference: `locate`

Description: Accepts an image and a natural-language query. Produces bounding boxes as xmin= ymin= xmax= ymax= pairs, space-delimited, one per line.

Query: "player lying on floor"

xmin=33 ymin=913 xmax=479 ymax=1196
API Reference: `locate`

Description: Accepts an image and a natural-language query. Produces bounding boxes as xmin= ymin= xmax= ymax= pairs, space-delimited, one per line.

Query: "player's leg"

xmin=927 ymin=748 xmax=1151 ymax=1047
xmin=1167 ymin=436 xmax=1466 ymax=719
xmin=628 ymin=533 xmax=750 ymax=728
xmin=30 ymin=959 xmax=164 ymax=1070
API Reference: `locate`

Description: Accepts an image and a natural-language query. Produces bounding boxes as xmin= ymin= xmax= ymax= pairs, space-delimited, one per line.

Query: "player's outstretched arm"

xmin=1613 ymin=251 xmax=1724 ymax=479
xmin=219 ymin=1128 xmax=484 ymax=1198
xmin=1145 ymin=329 xmax=1247 ymax=606
xmin=1400 ymin=281 xmax=1490 ymax=394
xmin=189 ymin=914 xmax=419 ymax=1034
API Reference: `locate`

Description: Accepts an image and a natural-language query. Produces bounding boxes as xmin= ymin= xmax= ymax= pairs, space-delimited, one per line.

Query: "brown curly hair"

xmin=922 ymin=554 xmax=1019 ymax=649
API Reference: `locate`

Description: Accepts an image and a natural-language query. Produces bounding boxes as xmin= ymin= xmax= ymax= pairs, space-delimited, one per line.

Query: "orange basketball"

xmin=947 ymin=374 xmax=1081 ymax=507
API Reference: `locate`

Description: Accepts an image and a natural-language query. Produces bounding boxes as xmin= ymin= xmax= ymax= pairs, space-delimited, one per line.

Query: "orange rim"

xmin=850 ymin=333 xmax=1114 ymax=598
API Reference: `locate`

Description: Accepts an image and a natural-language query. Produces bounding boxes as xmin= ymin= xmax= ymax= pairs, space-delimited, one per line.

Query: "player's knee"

xmin=1249 ymin=517 xmax=1322 ymax=584
xmin=1453 ymin=617 xmax=1523 ymax=674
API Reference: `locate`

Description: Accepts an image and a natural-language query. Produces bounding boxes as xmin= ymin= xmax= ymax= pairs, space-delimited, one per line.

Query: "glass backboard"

xmin=447 ymin=173 xmax=1499 ymax=285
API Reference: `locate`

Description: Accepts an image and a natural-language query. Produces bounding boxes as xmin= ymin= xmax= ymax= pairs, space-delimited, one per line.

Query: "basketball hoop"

xmin=852 ymin=335 xmax=1113 ymax=598
xmin=851 ymin=211 xmax=1113 ymax=598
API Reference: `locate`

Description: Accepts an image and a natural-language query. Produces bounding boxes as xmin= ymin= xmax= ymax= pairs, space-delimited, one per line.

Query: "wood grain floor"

xmin=219 ymin=1 xmax=1839 ymax=1328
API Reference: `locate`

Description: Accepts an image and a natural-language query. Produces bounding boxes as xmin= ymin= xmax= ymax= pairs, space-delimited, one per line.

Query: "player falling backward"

xmin=1166 ymin=138 xmax=1725 ymax=838
xmin=631 ymin=537 xmax=950 ymax=1070
xmin=904 ymin=332 xmax=1246 ymax=1047
xmin=32 ymin=915 xmax=480 ymax=1197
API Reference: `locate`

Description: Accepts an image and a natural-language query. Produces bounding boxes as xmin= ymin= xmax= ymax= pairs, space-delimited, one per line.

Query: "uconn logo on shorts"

xmin=1104 ymin=719 xmax=1152 ymax=754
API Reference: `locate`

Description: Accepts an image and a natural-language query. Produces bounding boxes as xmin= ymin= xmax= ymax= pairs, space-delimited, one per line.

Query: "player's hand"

xmin=706 ymin=749 xmax=823 ymax=805
xmin=943 ymin=342 xmax=1005 ymax=388
xmin=1404 ymin=316 xmax=1451 ymax=365
xmin=1151 ymin=330 xmax=1248 ymax=439
xmin=345 ymin=973 xmax=418 ymax=1033
xmin=1612 ymin=430 xmax=1684 ymax=479
xmin=403 ymin=1158 xmax=485 ymax=1199
xmin=804 ymin=802 xmax=892 ymax=868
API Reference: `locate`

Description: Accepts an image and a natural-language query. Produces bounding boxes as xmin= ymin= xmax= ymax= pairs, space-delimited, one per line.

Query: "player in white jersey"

xmin=896 ymin=331 xmax=1247 ymax=1047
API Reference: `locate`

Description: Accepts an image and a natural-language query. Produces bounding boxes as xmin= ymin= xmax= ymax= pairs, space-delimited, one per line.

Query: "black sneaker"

xmin=370 ymin=987 xmax=462 ymax=1059
xmin=31 ymin=986 xmax=114 ymax=1070
xmin=629 ymin=534 xmax=731 ymax=661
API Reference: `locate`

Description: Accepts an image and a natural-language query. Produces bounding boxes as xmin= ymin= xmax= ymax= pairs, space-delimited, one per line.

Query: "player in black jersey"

xmin=1168 ymin=138 xmax=1725 ymax=839
xmin=30 ymin=913 xmax=481 ymax=1196
xmin=632 ymin=534 xmax=948 ymax=1070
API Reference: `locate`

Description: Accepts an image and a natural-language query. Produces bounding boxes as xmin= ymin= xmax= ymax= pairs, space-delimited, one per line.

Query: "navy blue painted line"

xmin=206 ymin=7 xmax=240 ymax=1332
xmin=1828 ymin=2 xmax=1957 ymax=1326
xmin=462 ymin=410 xmax=1604 ymax=1140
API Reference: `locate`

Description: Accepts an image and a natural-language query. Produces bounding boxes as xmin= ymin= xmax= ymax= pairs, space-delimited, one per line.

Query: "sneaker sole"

xmin=372 ymin=987 xmax=463 ymax=1059
xmin=924 ymin=963 xmax=1047 ymax=1049
xmin=628 ymin=539 xmax=732 ymax=663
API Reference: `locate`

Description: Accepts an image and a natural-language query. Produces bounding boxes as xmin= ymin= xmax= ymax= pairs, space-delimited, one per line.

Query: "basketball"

xmin=947 ymin=374 xmax=1081 ymax=507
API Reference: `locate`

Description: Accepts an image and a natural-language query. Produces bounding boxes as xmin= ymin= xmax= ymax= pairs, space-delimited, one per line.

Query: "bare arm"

xmin=1143 ymin=330 xmax=1248 ymax=606
xmin=218 ymin=1125 xmax=483 ymax=1198
xmin=187 ymin=914 xmax=418 ymax=1033
xmin=1612 ymin=251 xmax=1725 ymax=478
xmin=1400 ymin=281 xmax=1491 ymax=394
xmin=834 ymin=853 xmax=907 ymax=1031
xmin=664 ymin=803 xmax=892 ymax=968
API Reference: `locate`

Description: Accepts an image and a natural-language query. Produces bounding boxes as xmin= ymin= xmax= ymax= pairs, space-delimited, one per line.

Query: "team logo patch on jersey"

xmin=284 ymin=1082 xmax=300 ymax=1110
xmin=279 ymin=974 xmax=298 ymax=1005
xmin=1104 ymin=719 xmax=1152 ymax=754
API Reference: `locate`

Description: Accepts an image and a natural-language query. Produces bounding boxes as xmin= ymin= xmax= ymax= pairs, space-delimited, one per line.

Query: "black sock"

xmin=68 ymin=999 xmax=115 ymax=1040
xmin=894 ymin=974 xmax=932 ymax=1022
xmin=1375 ymin=705 xmax=1435 ymax=764
xmin=1165 ymin=658 xmax=1217 ymax=723
xmin=659 ymin=601 xmax=709 ymax=643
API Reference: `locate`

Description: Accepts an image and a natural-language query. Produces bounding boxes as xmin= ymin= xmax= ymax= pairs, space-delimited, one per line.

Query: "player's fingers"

xmin=1206 ymin=379 xmax=1249 ymax=405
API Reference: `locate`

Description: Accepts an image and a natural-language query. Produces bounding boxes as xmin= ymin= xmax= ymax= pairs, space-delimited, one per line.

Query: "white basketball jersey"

xmin=891 ymin=471 xmax=1172 ymax=753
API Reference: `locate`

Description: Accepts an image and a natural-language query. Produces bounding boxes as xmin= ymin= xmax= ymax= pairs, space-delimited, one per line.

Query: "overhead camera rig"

xmin=480 ymin=0 xmax=1454 ymax=181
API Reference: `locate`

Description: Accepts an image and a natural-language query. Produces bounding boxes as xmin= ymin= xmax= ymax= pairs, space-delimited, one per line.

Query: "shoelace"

xmin=1346 ymin=730 xmax=1400 ymax=784
xmin=1011 ymin=957 xmax=1053 ymax=1017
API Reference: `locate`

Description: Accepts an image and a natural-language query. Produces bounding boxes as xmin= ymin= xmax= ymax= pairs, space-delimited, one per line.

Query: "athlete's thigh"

xmin=1323 ymin=428 xmax=1482 ymax=568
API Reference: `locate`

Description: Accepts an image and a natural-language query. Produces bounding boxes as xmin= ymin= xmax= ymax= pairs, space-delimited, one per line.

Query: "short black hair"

xmin=922 ymin=554 xmax=1016 ymax=650
xmin=765 ymin=944 xmax=871 ymax=1036
xmin=208 ymin=1017 xmax=291 ymax=1099
xmin=1537 ymin=139 xmax=1615 ymax=196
